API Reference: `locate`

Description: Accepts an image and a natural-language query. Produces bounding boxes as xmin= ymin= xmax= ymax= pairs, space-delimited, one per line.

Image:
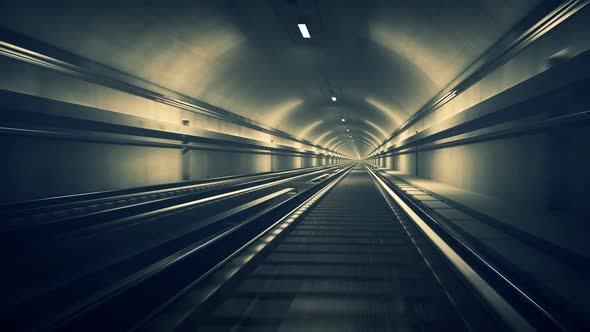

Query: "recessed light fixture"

xmin=346 ymin=129 xmax=350 ymax=132
xmin=331 ymin=96 xmax=337 ymax=102
xmin=341 ymin=118 xmax=346 ymax=122
xmin=298 ymin=24 xmax=311 ymax=38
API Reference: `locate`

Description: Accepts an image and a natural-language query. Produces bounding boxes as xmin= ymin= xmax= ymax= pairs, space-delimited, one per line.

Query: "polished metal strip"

xmin=130 ymin=165 xmax=354 ymax=331
xmin=367 ymin=166 xmax=539 ymax=331
xmin=378 ymin=109 xmax=590 ymax=157
xmin=0 ymin=39 xmax=338 ymax=156
xmin=370 ymin=0 xmax=590 ymax=156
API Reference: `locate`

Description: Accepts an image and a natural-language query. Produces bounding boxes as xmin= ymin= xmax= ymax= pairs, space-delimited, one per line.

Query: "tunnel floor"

xmin=146 ymin=165 xmax=497 ymax=331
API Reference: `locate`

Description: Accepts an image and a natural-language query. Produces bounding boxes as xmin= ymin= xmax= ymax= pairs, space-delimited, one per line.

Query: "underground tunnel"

xmin=1 ymin=0 xmax=590 ymax=331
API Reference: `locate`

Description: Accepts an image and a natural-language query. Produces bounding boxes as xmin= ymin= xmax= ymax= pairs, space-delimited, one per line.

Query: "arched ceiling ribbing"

xmin=0 ymin=0 xmax=541 ymax=158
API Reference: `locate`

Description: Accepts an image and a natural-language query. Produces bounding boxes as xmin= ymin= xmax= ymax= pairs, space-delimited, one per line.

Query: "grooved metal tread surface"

xmin=181 ymin=166 xmax=469 ymax=331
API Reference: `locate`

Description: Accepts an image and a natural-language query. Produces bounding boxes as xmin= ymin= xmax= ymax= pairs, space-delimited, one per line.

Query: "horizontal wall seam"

xmin=378 ymin=109 xmax=590 ymax=157
xmin=371 ymin=0 xmax=590 ymax=155
xmin=0 ymin=30 xmax=338 ymax=156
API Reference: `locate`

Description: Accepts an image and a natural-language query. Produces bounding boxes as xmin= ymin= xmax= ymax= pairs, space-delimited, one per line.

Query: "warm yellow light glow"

xmin=362 ymin=130 xmax=383 ymax=148
xmin=332 ymin=142 xmax=351 ymax=153
xmin=254 ymin=154 xmax=272 ymax=172
xmin=363 ymin=120 xmax=389 ymax=139
xmin=313 ymin=130 xmax=334 ymax=146
xmin=354 ymin=138 xmax=377 ymax=150
xmin=261 ymin=98 xmax=304 ymax=127
xmin=298 ymin=120 xmax=323 ymax=139
xmin=331 ymin=137 xmax=376 ymax=152
xmin=365 ymin=97 xmax=405 ymax=127
xmin=325 ymin=133 xmax=356 ymax=150
xmin=142 ymin=23 xmax=246 ymax=99
xmin=369 ymin=23 xmax=453 ymax=88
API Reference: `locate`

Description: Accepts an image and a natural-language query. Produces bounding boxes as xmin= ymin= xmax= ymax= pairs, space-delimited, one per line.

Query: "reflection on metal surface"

xmin=367 ymin=166 xmax=536 ymax=332
xmin=370 ymin=0 xmax=590 ymax=157
xmin=0 ymin=39 xmax=338 ymax=156
xmin=372 ymin=51 xmax=590 ymax=158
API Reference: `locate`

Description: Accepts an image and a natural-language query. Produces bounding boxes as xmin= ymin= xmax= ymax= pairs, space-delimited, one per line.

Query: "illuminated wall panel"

xmin=302 ymin=155 xmax=318 ymax=168
xmin=271 ymin=153 xmax=302 ymax=171
xmin=0 ymin=136 xmax=181 ymax=203
xmin=189 ymin=150 xmax=271 ymax=180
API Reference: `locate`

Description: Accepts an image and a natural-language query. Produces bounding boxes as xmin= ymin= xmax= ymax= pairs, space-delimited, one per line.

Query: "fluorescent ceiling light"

xmin=331 ymin=96 xmax=337 ymax=102
xmin=298 ymin=24 xmax=311 ymax=38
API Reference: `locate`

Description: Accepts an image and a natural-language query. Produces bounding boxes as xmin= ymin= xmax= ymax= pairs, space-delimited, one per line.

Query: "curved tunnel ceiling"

xmin=0 ymin=0 xmax=541 ymax=158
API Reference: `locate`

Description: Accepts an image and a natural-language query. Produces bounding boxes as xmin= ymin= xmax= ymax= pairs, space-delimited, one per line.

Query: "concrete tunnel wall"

xmin=3 ymin=3 xmax=589 ymax=205
xmin=2 ymin=135 xmax=182 ymax=202
xmin=0 ymin=52 xmax=345 ymax=203
xmin=388 ymin=129 xmax=590 ymax=211
xmin=0 ymin=133 xmax=338 ymax=203
xmin=369 ymin=7 xmax=590 ymax=213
